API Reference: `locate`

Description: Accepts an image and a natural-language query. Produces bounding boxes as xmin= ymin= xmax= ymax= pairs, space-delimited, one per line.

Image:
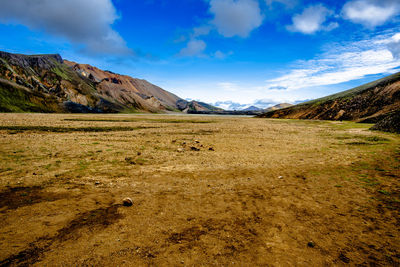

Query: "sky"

xmin=0 ymin=0 xmax=399 ymax=109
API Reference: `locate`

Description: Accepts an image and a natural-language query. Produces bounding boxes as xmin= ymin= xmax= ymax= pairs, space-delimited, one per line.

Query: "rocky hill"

xmin=263 ymin=103 xmax=293 ymax=112
xmin=258 ymin=72 xmax=400 ymax=132
xmin=0 ymin=51 xmax=218 ymax=113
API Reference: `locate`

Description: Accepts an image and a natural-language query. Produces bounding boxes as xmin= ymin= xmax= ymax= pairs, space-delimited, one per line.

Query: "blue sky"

xmin=0 ymin=0 xmax=399 ymax=109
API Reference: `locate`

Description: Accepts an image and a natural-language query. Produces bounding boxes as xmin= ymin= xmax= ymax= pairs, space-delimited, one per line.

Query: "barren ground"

xmin=0 ymin=113 xmax=399 ymax=266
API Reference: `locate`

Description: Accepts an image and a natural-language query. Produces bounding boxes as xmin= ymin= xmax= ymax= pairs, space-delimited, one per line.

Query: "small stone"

xmin=32 ymin=172 xmax=37 ymax=175
xmin=339 ymin=253 xmax=350 ymax=263
xmin=190 ymin=146 xmax=200 ymax=151
xmin=137 ymin=152 xmax=142 ymax=156
xmin=94 ymin=181 xmax=101 ymax=185
xmin=125 ymin=157 xmax=136 ymax=165
xmin=307 ymin=241 xmax=315 ymax=248
xmin=278 ymin=176 xmax=283 ymax=179
xmin=122 ymin=197 xmax=133 ymax=207
xmin=177 ymin=148 xmax=185 ymax=152
xmin=194 ymin=140 xmax=200 ymax=143
xmin=209 ymin=147 xmax=214 ymax=151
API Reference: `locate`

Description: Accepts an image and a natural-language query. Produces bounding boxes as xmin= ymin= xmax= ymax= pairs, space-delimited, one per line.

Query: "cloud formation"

xmin=0 ymin=0 xmax=129 ymax=55
xmin=265 ymin=0 xmax=298 ymax=9
xmin=265 ymin=32 xmax=400 ymax=91
xmin=287 ymin=4 xmax=337 ymax=34
xmin=388 ymin=34 xmax=400 ymax=59
xmin=213 ymin=100 xmax=248 ymax=110
xmin=178 ymin=39 xmax=206 ymax=57
xmin=342 ymin=0 xmax=400 ymax=28
xmin=209 ymin=0 xmax=263 ymax=38
xmin=214 ymin=50 xmax=233 ymax=59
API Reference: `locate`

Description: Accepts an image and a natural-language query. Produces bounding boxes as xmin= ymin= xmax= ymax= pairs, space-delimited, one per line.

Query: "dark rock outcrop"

xmin=371 ymin=111 xmax=400 ymax=133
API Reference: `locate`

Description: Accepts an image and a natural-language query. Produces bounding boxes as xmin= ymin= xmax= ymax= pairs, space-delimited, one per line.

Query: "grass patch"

xmin=78 ymin=160 xmax=89 ymax=170
xmin=0 ymin=125 xmax=151 ymax=133
xmin=63 ymin=118 xmax=214 ymax=124
xmin=364 ymin=136 xmax=390 ymax=142
xmin=378 ymin=190 xmax=391 ymax=196
xmin=347 ymin=141 xmax=370 ymax=145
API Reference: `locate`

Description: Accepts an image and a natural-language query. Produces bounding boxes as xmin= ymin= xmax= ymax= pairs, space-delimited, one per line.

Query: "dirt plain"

xmin=0 ymin=113 xmax=399 ymax=266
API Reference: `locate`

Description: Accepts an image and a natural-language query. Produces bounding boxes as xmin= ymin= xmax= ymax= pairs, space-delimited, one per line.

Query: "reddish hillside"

xmin=64 ymin=60 xmax=182 ymax=112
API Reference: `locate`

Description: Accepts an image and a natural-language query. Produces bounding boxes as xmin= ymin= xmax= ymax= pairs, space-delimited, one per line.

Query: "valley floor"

xmin=0 ymin=114 xmax=399 ymax=266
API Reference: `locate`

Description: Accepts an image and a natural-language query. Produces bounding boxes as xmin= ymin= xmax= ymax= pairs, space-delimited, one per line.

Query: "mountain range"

xmin=0 ymin=51 xmax=398 ymax=132
xmin=258 ymin=72 xmax=400 ymax=133
xmin=0 ymin=51 xmax=222 ymax=113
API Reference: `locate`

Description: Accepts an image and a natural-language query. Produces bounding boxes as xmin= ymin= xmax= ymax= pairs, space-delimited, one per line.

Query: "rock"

xmin=177 ymin=148 xmax=185 ymax=152
xmin=194 ymin=140 xmax=200 ymax=143
xmin=208 ymin=147 xmax=214 ymax=151
xmin=122 ymin=197 xmax=133 ymax=207
xmin=137 ymin=151 xmax=141 ymax=156
xmin=94 ymin=181 xmax=101 ymax=185
xmin=278 ymin=176 xmax=283 ymax=179
xmin=125 ymin=157 xmax=136 ymax=165
xmin=307 ymin=241 xmax=315 ymax=248
xmin=371 ymin=110 xmax=400 ymax=133
xmin=339 ymin=253 xmax=350 ymax=263
xmin=190 ymin=146 xmax=200 ymax=151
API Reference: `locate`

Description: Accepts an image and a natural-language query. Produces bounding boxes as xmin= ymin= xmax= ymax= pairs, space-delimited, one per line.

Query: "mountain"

xmin=0 ymin=51 xmax=218 ymax=113
xmin=258 ymin=72 xmax=400 ymax=132
xmin=243 ymin=106 xmax=262 ymax=111
xmin=263 ymin=103 xmax=293 ymax=112
xmin=63 ymin=60 xmax=182 ymax=112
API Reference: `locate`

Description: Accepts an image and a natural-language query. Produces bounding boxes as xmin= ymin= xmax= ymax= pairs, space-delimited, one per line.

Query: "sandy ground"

xmin=0 ymin=113 xmax=399 ymax=266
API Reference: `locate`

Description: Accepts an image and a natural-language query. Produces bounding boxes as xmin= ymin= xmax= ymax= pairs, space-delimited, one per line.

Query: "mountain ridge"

xmin=258 ymin=72 xmax=400 ymax=133
xmin=0 ymin=51 xmax=219 ymax=113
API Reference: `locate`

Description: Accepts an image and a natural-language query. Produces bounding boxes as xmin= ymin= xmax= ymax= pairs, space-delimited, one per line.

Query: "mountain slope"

xmin=0 ymin=51 xmax=126 ymax=113
xmin=258 ymin=72 xmax=400 ymax=124
xmin=0 ymin=51 xmax=220 ymax=113
xmin=243 ymin=106 xmax=262 ymax=111
xmin=64 ymin=60 xmax=183 ymax=112
xmin=263 ymin=103 xmax=293 ymax=112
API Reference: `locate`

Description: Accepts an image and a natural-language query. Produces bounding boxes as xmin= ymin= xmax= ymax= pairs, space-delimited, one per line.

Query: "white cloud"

xmin=214 ymin=50 xmax=233 ymax=59
xmin=218 ymin=82 xmax=240 ymax=91
xmin=209 ymin=0 xmax=263 ymax=38
xmin=192 ymin=26 xmax=212 ymax=38
xmin=287 ymin=4 xmax=336 ymax=34
xmin=178 ymin=39 xmax=207 ymax=57
xmin=213 ymin=100 xmax=248 ymax=110
xmin=388 ymin=33 xmax=400 ymax=59
xmin=342 ymin=0 xmax=400 ymax=28
xmin=265 ymin=32 xmax=400 ymax=91
xmin=265 ymin=0 xmax=298 ymax=9
xmin=0 ymin=0 xmax=130 ymax=55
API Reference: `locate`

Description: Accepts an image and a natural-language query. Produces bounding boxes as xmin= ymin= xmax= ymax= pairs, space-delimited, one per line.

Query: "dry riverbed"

xmin=0 ymin=113 xmax=399 ymax=266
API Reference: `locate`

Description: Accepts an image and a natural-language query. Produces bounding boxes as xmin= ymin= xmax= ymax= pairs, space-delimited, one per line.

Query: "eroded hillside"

xmin=259 ymin=72 xmax=400 ymax=133
xmin=0 ymin=51 xmax=219 ymax=113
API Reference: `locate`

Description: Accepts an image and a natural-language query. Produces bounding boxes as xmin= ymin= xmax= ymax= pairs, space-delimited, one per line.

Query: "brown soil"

xmin=0 ymin=114 xmax=399 ymax=266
